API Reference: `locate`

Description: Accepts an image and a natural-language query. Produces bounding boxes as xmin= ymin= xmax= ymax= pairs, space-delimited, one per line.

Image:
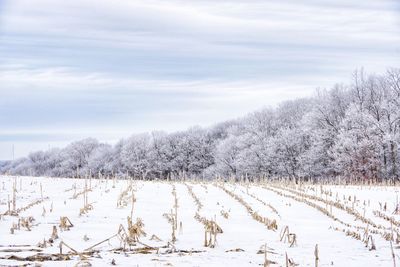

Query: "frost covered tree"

xmin=301 ymin=86 xmax=350 ymax=179
xmin=58 ymin=138 xmax=100 ymax=177
xmin=331 ymin=104 xmax=382 ymax=181
xmin=121 ymin=134 xmax=151 ymax=179
xmin=2 ymin=68 xmax=400 ymax=182
xmin=87 ymin=144 xmax=114 ymax=177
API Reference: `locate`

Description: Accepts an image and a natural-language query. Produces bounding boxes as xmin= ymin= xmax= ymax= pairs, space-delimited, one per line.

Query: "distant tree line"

xmin=2 ymin=68 xmax=400 ymax=182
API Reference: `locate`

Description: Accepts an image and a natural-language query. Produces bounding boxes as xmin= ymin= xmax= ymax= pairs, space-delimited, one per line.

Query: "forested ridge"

xmin=2 ymin=68 xmax=400 ymax=182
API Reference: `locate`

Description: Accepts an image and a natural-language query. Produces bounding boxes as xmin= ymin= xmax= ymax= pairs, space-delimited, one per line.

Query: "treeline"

xmin=2 ymin=68 xmax=400 ymax=181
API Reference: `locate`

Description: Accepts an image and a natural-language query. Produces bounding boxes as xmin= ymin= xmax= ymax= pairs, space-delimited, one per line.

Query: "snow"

xmin=1 ymin=176 xmax=399 ymax=266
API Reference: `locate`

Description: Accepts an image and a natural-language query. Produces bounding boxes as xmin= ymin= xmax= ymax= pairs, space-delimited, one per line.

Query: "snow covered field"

xmin=1 ymin=176 xmax=400 ymax=266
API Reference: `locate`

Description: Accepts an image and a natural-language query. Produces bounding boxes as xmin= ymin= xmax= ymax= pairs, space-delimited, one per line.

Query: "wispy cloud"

xmin=0 ymin=66 xmax=314 ymax=131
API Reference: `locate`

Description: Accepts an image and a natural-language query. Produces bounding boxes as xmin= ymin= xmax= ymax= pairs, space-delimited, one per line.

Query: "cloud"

xmin=0 ymin=0 xmax=399 ymax=158
xmin=2 ymin=0 xmax=399 ymax=76
xmin=0 ymin=66 xmax=316 ymax=132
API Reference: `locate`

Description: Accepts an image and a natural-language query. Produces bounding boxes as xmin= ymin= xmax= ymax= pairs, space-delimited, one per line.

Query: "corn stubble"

xmin=3 ymin=176 xmax=400 ymax=266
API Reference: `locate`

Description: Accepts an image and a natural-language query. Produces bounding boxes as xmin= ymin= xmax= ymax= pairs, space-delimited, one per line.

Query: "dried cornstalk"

xmin=127 ymin=217 xmax=146 ymax=243
xmin=263 ymin=243 xmax=269 ymax=267
xmin=60 ymin=216 xmax=74 ymax=231
xmin=314 ymin=244 xmax=319 ymax=267
xmin=51 ymin=226 xmax=59 ymax=240
xmin=19 ymin=216 xmax=35 ymax=231
xmin=203 ymin=219 xmax=223 ymax=248
xmin=366 ymin=235 xmax=376 ymax=250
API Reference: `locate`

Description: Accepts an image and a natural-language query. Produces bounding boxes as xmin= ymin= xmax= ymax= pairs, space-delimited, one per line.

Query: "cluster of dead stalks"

xmin=2 ymin=219 xmax=147 ymax=265
xmin=37 ymin=225 xmax=60 ymax=249
xmin=266 ymin=184 xmax=400 ymax=250
xmin=218 ymin=185 xmax=278 ymax=231
xmin=72 ymin=187 xmax=92 ymax=200
xmin=186 ymin=182 xmax=224 ymax=247
xmin=59 ymin=216 xmax=74 ymax=231
xmin=241 ymin=187 xmax=280 ymax=217
xmin=373 ymin=210 xmax=400 ymax=228
xmin=185 ymin=183 xmax=203 ymax=212
xmin=10 ymin=216 xmax=35 ymax=234
xmin=193 ymin=213 xmax=223 ymax=248
xmin=194 ymin=212 xmax=224 ymax=248
xmin=126 ymin=217 xmax=146 ymax=243
xmin=362 ymin=226 xmax=377 ymax=250
xmin=279 ymin=226 xmax=297 ymax=247
xmin=78 ymin=178 xmax=94 ymax=216
xmin=274 ymin=184 xmax=381 ymax=229
xmin=117 ymin=183 xmax=134 ymax=208
xmin=163 ymin=185 xmax=180 ymax=243
xmin=4 ymin=198 xmax=48 ymax=217
xmin=204 ymin=219 xmax=222 ymax=248
xmin=220 ymin=209 xmax=229 ymax=219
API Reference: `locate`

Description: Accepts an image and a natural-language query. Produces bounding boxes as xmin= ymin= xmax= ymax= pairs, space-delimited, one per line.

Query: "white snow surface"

xmin=1 ymin=176 xmax=399 ymax=266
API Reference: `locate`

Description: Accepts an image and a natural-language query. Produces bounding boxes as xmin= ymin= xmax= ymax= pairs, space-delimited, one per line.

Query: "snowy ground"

xmin=1 ymin=176 xmax=400 ymax=266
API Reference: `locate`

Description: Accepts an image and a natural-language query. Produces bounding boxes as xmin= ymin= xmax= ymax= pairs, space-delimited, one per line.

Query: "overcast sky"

xmin=0 ymin=0 xmax=399 ymax=160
